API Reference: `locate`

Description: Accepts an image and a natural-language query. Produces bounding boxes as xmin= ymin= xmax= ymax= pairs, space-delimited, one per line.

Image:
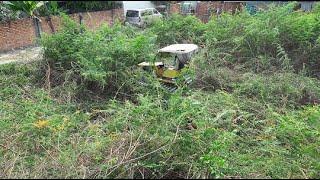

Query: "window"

xmin=141 ymin=11 xmax=148 ymax=16
xmin=126 ymin=10 xmax=139 ymax=17
xmin=141 ymin=10 xmax=153 ymax=16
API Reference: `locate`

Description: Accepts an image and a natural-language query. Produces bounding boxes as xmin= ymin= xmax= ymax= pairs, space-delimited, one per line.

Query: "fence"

xmin=0 ymin=8 xmax=124 ymax=52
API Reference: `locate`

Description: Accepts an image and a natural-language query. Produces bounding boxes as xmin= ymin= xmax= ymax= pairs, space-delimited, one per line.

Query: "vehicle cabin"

xmin=125 ymin=8 xmax=162 ymax=27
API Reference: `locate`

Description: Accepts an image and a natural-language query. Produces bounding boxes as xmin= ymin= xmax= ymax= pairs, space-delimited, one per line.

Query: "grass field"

xmin=1 ymin=2 xmax=320 ymax=179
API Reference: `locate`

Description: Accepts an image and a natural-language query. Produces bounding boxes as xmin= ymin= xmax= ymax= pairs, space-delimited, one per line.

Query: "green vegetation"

xmin=1 ymin=2 xmax=320 ymax=179
xmin=57 ymin=1 xmax=120 ymax=14
xmin=2 ymin=1 xmax=44 ymax=19
xmin=149 ymin=14 xmax=206 ymax=46
xmin=0 ymin=3 xmax=21 ymax=22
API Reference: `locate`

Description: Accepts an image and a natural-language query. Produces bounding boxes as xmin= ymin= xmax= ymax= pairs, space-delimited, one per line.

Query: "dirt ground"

xmin=0 ymin=46 xmax=43 ymax=65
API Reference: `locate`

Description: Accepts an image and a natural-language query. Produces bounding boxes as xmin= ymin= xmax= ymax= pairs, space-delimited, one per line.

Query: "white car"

xmin=125 ymin=8 xmax=162 ymax=27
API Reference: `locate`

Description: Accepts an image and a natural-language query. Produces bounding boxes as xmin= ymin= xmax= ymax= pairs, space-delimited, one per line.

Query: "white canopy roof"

xmin=138 ymin=62 xmax=163 ymax=67
xmin=158 ymin=44 xmax=199 ymax=54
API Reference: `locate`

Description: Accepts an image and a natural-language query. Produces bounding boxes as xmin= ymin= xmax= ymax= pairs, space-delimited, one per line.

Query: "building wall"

xmin=166 ymin=1 xmax=243 ymax=22
xmin=40 ymin=16 xmax=62 ymax=34
xmin=169 ymin=3 xmax=181 ymax=14
xmin=195 ymin=1 xmax=244 ymax=23
xmin=0 ymin=18 xmax=37 ymax=52
xmin=0 ymin=8 xmax=124 ymax=52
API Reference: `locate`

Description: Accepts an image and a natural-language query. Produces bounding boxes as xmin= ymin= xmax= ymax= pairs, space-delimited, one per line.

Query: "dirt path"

xmin=0 ymin=46 xmax=43 ymax=65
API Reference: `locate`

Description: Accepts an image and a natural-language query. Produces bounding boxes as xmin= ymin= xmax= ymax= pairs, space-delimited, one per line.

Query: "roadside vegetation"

xmin=1 ymin=2 xmax=320 ymax=179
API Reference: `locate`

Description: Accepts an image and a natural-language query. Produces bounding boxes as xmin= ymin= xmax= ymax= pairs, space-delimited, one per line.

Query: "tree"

xmin=0 ymin=3 xmax=20 ymax=23
xmin=3 ymin=1 xmax=44 ymax=19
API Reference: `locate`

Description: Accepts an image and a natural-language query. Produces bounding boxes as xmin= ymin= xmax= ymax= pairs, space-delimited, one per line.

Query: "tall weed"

xmin=40 ymin=15 xmax=157 ymax=98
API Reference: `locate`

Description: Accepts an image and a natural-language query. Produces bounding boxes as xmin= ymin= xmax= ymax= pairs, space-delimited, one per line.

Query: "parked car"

xmin=125 ymin=8 xmax=162 ymax=27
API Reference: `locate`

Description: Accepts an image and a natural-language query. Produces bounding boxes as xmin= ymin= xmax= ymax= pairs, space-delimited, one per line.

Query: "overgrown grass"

xmin=40 ymin=15 xmax=157 ymax=100
xmin=1 ymin=1 xmax=320 ymax=179
xmin=203 ymin=2 xmax=320 ymax=76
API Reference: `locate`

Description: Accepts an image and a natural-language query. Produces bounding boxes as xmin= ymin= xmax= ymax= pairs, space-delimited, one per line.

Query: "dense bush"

xmin=40 ymin=15 xmax=157 ymax=97
xmin=203 ymin=2 xmax=320 ymax=76
xmin=149 ymin=14 xmax=207 ymax=46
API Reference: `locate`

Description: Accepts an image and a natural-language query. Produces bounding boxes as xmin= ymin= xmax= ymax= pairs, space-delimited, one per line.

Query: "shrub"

xmin=149 ymin=14 xmax=207 ymax=46
xmin=203 ymin=2 xmax=320 ymax=76
xmin=40 ymin=15 xmax=157 ymax=98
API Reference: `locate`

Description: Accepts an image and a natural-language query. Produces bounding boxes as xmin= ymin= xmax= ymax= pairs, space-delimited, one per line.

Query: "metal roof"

xmin=158 ymin=44 xmax=199 ymax=54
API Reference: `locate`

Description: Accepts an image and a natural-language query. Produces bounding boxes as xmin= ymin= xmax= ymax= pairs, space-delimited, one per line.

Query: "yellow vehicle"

xmin=138 ymin=44 xmax=199 ymax=91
